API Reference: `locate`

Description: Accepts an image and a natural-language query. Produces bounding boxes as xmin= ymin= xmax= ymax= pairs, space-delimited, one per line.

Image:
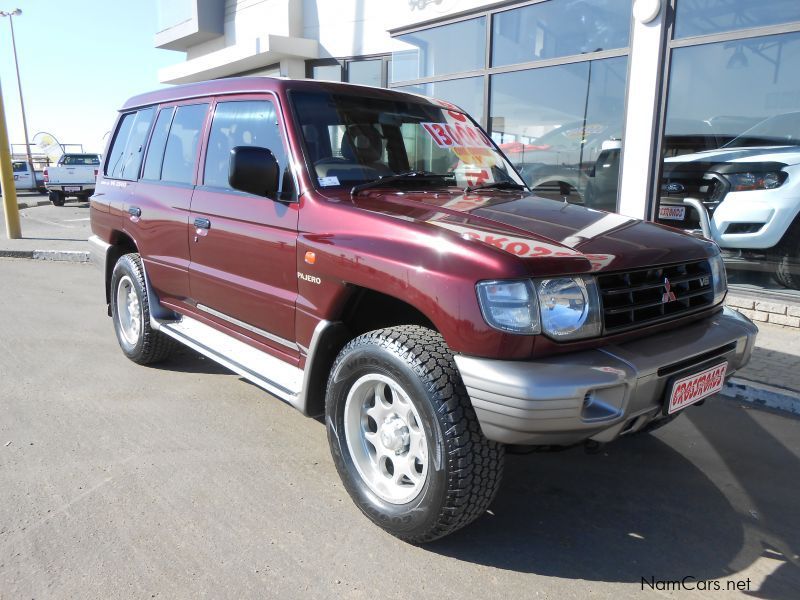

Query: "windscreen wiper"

xmin=351 ymin=171 xmax=455 ymax=196
xmin=464 ymin=180 xmax=528 ymax=193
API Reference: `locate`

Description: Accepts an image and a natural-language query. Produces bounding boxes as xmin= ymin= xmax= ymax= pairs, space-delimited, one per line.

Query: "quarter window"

xmin=104 ymin=113 xmax=136 ymax=179
xmin=111 ymin=108 xmax=155 ymax=180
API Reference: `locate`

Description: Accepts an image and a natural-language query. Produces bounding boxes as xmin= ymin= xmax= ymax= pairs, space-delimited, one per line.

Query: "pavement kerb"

xmin=17 ymin=198 xmax=51 ymax=209
xmin=721 ymin=377 xmax=800 ymax=416
xmin=0 ymin=249 xmax=89 ymax=262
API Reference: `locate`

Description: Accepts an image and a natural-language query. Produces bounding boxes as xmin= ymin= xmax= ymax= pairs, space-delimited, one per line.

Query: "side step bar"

xmin=153 ymin=315 xmax=304 ymax=409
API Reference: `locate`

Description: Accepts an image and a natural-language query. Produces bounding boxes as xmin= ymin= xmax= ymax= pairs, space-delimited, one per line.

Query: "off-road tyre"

xmin=773 ymin=220 xmax=800 ymax=290
xmin=325 ymin=325 xmax=504 ymax=543
xmin=49 ymin=191 xmax=65 ymax=206
xmin=110 ymin=253 xmax=177 ymax=365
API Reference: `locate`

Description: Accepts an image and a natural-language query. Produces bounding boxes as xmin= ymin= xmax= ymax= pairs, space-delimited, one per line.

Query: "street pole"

xmin=0 ymin=79 xmax=22 ymax=239
xmin=3 ymin=10 xmax=32 ymax=168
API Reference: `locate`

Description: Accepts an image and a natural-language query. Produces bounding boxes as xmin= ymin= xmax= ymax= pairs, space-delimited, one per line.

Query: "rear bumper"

xmin=87 ymin=235 xmax=110 ymax=272
xmin=46 ymin=184 xmax=94 ymax=194
xmin=454 ymin=307 xmax=758 ymax=445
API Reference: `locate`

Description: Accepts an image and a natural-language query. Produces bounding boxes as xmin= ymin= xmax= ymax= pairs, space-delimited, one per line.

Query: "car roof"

xmin=120 ymin=76 xmax=458 ymax=113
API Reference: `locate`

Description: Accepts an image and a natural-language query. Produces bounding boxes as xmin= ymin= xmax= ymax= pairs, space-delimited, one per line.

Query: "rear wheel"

xmin=325 ymin=325 xmax=504 ymax=543
xmin=110 ymin=253 xmax=177 ymax=364
xmin=49 ymin=191 xmax=65 ymax=206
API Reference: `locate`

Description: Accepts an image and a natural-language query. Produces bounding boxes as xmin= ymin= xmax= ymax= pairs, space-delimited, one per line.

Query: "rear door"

xmin=133 ymin=102 xmax=210 ymax=306
xmin=188 ymin=95 xmax=300 ymax=359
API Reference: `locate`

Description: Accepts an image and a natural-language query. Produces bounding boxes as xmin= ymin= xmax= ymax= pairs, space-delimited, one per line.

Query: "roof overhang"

xmin=159 ymin=34 xmax=319 ymax=84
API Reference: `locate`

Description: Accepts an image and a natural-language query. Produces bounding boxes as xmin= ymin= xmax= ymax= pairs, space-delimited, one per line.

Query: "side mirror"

xmin=228 ymin=146 xmax=279 ymax=198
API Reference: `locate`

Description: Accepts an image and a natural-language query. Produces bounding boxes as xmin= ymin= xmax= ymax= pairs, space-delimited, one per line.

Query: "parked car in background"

xmin=44 ymin=153 xmax=101 ymax=206
xmin=0 ymin=159 xmax=47 ymax=195
xmin=90 ymin=77 xmax=757 ymax=543
xmin=658 ymin=112 xmax=800 ymax=289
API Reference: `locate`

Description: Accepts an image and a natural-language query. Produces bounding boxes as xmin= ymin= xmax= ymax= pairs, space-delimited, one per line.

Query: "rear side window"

xmin=203 ymin=100 xmax=291 ymax=197
xmin=62 ymin=155 xmax=100 ymax=166
xmin=142 ymin=107 xmax=175 ymax=181
xmin=160 ymin=103 xmax=208 ymax=185
xmin=105 ymin=108 xmax=155 ymax=180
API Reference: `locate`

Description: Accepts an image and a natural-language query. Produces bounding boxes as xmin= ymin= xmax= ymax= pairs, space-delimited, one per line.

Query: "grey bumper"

xmin=454 ymin=308 xmax=758 ymax=445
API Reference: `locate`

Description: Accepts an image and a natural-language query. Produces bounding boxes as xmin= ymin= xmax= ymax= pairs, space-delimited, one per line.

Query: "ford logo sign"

xmin=662 ymin=182 xmax=685 ymax=194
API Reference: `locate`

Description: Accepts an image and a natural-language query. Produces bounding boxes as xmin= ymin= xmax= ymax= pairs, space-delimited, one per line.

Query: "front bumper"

xmin=454 ymin=307 xmax=757 ymax=445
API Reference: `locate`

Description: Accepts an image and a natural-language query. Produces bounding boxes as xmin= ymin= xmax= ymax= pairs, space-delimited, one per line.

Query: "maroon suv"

xmin=89 ymin=77 xmax=757 ymax=543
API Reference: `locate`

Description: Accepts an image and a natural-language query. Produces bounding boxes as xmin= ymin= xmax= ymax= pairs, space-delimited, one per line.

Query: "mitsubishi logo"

xmin=662 ymin=277 xmax=677 ymax=303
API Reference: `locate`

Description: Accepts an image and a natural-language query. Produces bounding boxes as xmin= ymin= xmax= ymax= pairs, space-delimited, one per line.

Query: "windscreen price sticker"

xmin=667 ymin=362 xmax=727 ymax=414
xmin=421 ymin=122 xmax=493 ymax=149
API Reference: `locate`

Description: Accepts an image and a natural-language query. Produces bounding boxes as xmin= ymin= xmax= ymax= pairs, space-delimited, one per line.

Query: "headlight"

xmin=476 ymin=280 xmax=540 ymax=334
xmin=536 ymin=276 xmax=602 ymax=340
xmin=724 ymin=171 xmax=786 ymax=192
xmin=708 ymin=252 xmax=727 ymax=305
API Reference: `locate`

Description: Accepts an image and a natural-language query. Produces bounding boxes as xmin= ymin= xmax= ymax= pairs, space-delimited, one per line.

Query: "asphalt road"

xmin=1 ymin=259 xmax=799 ymax=599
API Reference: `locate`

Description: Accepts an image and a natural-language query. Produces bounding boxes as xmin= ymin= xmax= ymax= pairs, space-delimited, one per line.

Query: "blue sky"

xmin=0 ymin=0 xmax=177 ymax=153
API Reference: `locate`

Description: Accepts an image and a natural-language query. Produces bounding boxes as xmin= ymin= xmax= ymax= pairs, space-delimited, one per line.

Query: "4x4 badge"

xmin=662 ymin=278 xmax=677 ymax=303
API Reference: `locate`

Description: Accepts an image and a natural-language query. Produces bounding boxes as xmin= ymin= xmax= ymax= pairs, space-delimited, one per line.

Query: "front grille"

xmin=598 ymin=260 xmax=715 ymax=333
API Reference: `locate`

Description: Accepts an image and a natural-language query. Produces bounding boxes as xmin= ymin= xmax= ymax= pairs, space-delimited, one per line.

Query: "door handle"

xmin=128 ymin=206 xmax=141 ymax=218
xmin=194 ymin=217 xmax=211 ymax=230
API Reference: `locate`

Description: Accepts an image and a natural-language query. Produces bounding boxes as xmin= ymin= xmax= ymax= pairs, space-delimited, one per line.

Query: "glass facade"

xmin=658 ymin=9 xmax=800 ymax=297
xmin=490 ymin=57 xmax=627 ymax=210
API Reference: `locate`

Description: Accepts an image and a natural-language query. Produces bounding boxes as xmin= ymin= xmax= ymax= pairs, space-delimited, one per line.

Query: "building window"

xmin=307 ymin=56 xmax=391 ymax=87
xmin=656 ymin=1 xmax=800 ymax=297
xmin=490 ymin=57 xmax=627 ymax=211
xmin=674 ymin=0 xmax=800 ymax=39
xmin=492 ymin=0 xmax=632 ymax=68
xmin=391 ymin=17 xmax=486 ymax=83
xmin=394 ymin=76 xmax=485 ymax=125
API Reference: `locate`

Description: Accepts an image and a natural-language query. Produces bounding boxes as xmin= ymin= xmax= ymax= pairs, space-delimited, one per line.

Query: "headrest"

xmin=341 ymin=124 xmax=383 ymax=164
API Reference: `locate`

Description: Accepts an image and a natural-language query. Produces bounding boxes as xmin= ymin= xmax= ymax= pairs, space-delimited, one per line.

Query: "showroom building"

xmin=155 ymin=0 xmax=800 ymax=303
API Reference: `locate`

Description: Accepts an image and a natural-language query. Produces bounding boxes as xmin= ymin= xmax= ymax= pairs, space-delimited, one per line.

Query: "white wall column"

xmin=617 ymin=0 xmax=669 ymax=220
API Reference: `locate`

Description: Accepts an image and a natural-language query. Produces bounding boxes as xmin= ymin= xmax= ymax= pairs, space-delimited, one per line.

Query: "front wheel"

xmin=772 ymin=221 xmax=800 ymax=290
xmin=325 ymin=325 xmax=504 ymax=543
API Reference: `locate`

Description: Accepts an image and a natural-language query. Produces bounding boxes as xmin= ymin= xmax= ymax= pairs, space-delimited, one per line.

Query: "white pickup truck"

xmin=659 ymin=112 xmax=800 ymax=290
xmin=0 ymin=160 xmax=47 ymax=195
xmin=44 ymin=153 xmax=101 ymax=206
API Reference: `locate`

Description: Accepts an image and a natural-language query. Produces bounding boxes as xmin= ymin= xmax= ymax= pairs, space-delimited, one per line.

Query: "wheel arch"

xmin=302 ymin=285 xmax=439 ymax=418
xmin=104 ymin=231 xmax=139 ymax=309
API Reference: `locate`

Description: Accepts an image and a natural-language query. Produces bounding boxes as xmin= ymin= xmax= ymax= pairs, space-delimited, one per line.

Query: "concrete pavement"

xmin=1 ymin=259 xmax=798 ymax=599
xmin=0 ymin=197 xmax=90 ymax=261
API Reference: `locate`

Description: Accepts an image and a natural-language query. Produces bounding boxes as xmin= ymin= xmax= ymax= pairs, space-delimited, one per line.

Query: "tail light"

xmin=43 ymin=168 xmax=49 ymax=182
xmin=94 ymin=169 xmax=98 ymax=178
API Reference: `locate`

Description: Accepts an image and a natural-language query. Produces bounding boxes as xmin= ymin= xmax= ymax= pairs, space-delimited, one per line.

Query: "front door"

xmin=188 ymin=96 xmax=300 ymax=359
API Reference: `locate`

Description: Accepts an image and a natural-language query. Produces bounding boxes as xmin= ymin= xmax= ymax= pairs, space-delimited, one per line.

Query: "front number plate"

xmin=659 ymin=205 xmax=686 ymax=221
xmin=666 ymin=362 xmax=728 ymax=415
xmin=64 ymin=186 xmax=81 ymax=192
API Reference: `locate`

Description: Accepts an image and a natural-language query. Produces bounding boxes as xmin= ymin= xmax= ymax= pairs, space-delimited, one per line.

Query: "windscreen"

xmin=291 ymin=90 xmax=524 ymax=190
xmin=724 ymin=112 xmax=800 ymax=148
